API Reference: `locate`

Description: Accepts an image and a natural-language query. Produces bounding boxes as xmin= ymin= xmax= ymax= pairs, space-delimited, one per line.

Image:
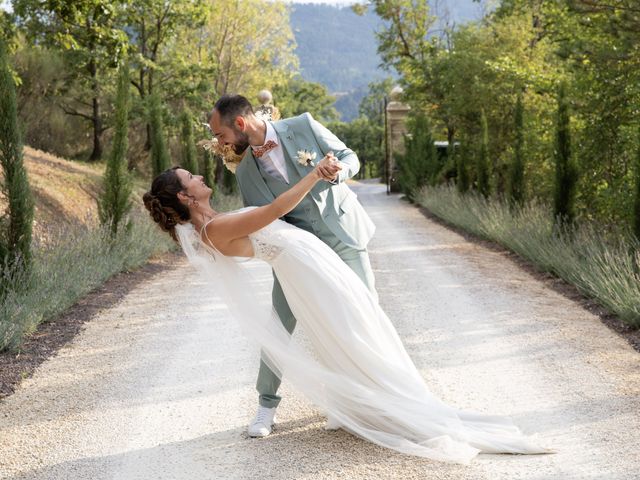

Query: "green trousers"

xmin=256 ymin=232 xmax=376 ymax=408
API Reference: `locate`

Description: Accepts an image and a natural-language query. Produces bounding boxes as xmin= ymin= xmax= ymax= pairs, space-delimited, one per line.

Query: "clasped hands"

xmin=314 ymin=152 xmax=342 ymax=182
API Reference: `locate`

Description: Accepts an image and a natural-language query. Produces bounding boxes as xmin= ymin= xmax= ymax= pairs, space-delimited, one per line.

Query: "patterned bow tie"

xmin=253 ymin=140 xmax=278 ymax=158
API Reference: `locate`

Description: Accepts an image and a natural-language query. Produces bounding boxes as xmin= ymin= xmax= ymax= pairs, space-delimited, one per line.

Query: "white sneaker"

xmin=247 ymin=406 xmax=277 ymax=438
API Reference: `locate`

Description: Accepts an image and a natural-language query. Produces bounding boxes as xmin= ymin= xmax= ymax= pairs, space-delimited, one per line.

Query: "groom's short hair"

xmin=212 ymin=94 xmax=254 ymax=126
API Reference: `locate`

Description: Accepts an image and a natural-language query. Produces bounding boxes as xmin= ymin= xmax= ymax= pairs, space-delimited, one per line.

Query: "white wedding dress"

xmin=176 ymin=207 xmax=551 ymax=464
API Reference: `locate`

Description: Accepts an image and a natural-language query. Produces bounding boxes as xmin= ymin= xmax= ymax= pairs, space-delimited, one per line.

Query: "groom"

xmin=209 ymin=94 xmax=376 ymax=437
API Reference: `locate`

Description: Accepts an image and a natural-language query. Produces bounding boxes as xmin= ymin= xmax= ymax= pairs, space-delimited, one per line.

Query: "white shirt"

xmin=251 ymin=121 xmax=289 ymax=184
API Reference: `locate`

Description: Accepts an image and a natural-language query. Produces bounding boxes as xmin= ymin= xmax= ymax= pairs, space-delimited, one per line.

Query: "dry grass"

xmin=0 ymin=147 xmax=151 ymax=246
xmin=416 ymin=184 xmax=640 ymax=328
xmin=0 ymin=147 xmax=176 ymax=352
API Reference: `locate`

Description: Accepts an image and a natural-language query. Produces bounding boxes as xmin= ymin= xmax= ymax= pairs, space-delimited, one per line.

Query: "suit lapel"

xmin=272 ymin=121 xmax=308 ymax=178
xmin=239 ymin=148 xmax=276 ymax=203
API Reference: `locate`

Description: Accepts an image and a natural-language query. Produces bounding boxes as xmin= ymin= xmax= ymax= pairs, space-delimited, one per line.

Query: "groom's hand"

xmin=316 ymin=152 xmax=341 ymax=182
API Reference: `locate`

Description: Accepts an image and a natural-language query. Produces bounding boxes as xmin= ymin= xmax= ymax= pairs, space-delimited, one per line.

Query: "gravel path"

xmin=1 ymin=182 xmax=639 ymax=479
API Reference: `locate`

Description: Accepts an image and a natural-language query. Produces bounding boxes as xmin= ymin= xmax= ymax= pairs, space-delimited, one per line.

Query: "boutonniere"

xmin=297 ymin=149 xmax=317 ymax=167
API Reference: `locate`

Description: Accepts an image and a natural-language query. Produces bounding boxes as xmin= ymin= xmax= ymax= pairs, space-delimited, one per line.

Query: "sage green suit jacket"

xmin=235 ymin=112 xmax=375 ymax=250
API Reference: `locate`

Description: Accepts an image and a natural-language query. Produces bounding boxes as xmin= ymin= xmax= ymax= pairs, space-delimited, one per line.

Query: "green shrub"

xmin=98 ymin=64 xmax=132 ymax=236
xmin=148 ymin=92 xmax=171 ymax=176
xmin=0 ymin=37 xmax=34 ymax=278
xmin=554 ymin=82 xmax=579 ymax=225
xmin=398 ymin=112 xmax=437 ymax=202
xmin=0 ymin=215 xmax=173 ymax=352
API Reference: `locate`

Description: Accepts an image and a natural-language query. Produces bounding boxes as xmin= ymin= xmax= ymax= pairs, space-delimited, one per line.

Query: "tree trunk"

xmin=89 ymin=58 xmax=103 ymax=161
xmin=89 ymin=96 xmax=103 ymax=161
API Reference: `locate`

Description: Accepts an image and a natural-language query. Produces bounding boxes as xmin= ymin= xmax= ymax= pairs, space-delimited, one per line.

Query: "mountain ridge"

xmin=289 ymin=1 xmax=482 ymax=120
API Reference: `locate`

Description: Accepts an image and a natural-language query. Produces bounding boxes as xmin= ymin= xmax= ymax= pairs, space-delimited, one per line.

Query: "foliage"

xmin=10 ymin=0 xmax=297 ymax=168
xmin=148 ymin=92 xmax=171 ymax=177
xmin=397 ymin=112 xmax=438 ymax=201
xmin=553 ymin=82 xmax=578 ymax=225
xmin=328 ymin=117 xmax=383 ymax=179
xmin=13 ymin=0 xmax=129 ymax=160
xmin=11 ymin=38 xmax=88 ymax=158
xmin=272 ymin=77 xmax=339 ymax=123
xmin=98 ymin=64 xmax=132 ymax=236
xmin=365 ymin=0 xmax=640 ymax=235
xmin=0 ymin=8 xmax=15 ymax=46
xmin=0 ymin=38 xmax=34 ymax=281
xmin=359 ymin=78 xmax=395 ymax=125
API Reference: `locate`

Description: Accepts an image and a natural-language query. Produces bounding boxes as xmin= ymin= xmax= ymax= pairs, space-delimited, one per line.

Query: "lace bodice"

xmin=250 ymin=229 xmax=284 ymax=262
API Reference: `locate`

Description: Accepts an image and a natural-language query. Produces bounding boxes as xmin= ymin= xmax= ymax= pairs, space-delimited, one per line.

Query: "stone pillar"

xmin=255 ymin=89 xmax=281 ymax=121
xmin=386 ymin=85 xmax=410 ymax=192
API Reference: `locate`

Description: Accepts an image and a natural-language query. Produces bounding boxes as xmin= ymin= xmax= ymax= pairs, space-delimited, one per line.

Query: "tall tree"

xmin=98 ymin=63 xmax=132 ymax=236
xmin=508 ymin=94 xmax=525 ymax=206
xmin=456 ymin=138 xmax=471 ymax=194
xmin=398 ymin=112 xmax=437 ymax=202
xmin=148 ymin=92 xmax=170 ymax=176
xmin=272 ymin=77 xmax=339 ymax=123
xmin=476 ymin=110 xmax=491 ymax=198
xmin=124 ymin=0 xmax=205 ymax=149
xmin=13 ymin=0 xmax=128 ymax=160
xmin=180 ymin=109 xmax=198 ymax=174
xmin=202 ymin=148 xmax=215 ymax=191
xmin=200 ymin=0 xmax=296 ymax=98
xmin=0 ymin=39 xmax=34 ymax=275
xmin=553 ymin=82 xmax=578 ymax=225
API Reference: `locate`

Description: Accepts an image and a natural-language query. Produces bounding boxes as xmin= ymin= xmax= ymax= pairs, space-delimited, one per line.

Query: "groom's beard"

xmin=231 ymin=129 xmax=250 ymax=155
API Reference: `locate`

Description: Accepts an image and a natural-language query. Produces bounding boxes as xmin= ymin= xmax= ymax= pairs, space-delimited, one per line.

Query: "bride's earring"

xmin=193 ymin=200 xmax=199 ymax=208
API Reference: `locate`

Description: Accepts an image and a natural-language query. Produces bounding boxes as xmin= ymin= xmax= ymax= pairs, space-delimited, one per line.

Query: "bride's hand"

xmin=314 ymin=152 xmax=342 ymax=181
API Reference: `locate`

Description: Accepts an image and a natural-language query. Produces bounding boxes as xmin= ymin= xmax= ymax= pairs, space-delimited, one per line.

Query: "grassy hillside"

xmin=0 ymin=148 xmax=177 ymax=353
xmin=0 ymin=147 xmax=147 ymax=246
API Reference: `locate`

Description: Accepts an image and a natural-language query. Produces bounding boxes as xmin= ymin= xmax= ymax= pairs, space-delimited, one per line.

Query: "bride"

xmin=142 ymin=156 xmax=551 ymax=464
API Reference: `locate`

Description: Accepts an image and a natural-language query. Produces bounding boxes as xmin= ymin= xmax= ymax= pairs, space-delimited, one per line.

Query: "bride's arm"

xmin=204 ymin=156 xmax=340 ymax=249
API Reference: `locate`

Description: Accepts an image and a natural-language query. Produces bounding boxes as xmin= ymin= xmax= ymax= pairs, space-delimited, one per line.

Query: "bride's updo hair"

xmin=143 ymin=166 xmax=190 ymax=242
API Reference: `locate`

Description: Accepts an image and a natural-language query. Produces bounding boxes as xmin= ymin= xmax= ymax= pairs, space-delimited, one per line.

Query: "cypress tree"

xmin=203 ymin=148 xmax=215 ymax=190
xmin=398 ymin=112 xmax=437 ymax=202
xmin=553 ymin=82 xmax=578 ymax=225
xmin=148 ymin=92 xmax=171 ymax=177
xmin=98 ymin=64 xmax=132 ymax=236
xmin=634 ymin=125 xmax=640 ymax=241
xmin=476 ymin=109 xmax=491 ymax=198
xmin=0 ymin=39 xmax=34 ymax=273
xmin=222 ymin=166 xmax=237 ymax=194
xmin=180 ymin=109 xmax=198 ymax=174
xmin=456 ymin=137 xmax=470 ymax=194
xmin=508 ymin=94 xmax=525 ymax=206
